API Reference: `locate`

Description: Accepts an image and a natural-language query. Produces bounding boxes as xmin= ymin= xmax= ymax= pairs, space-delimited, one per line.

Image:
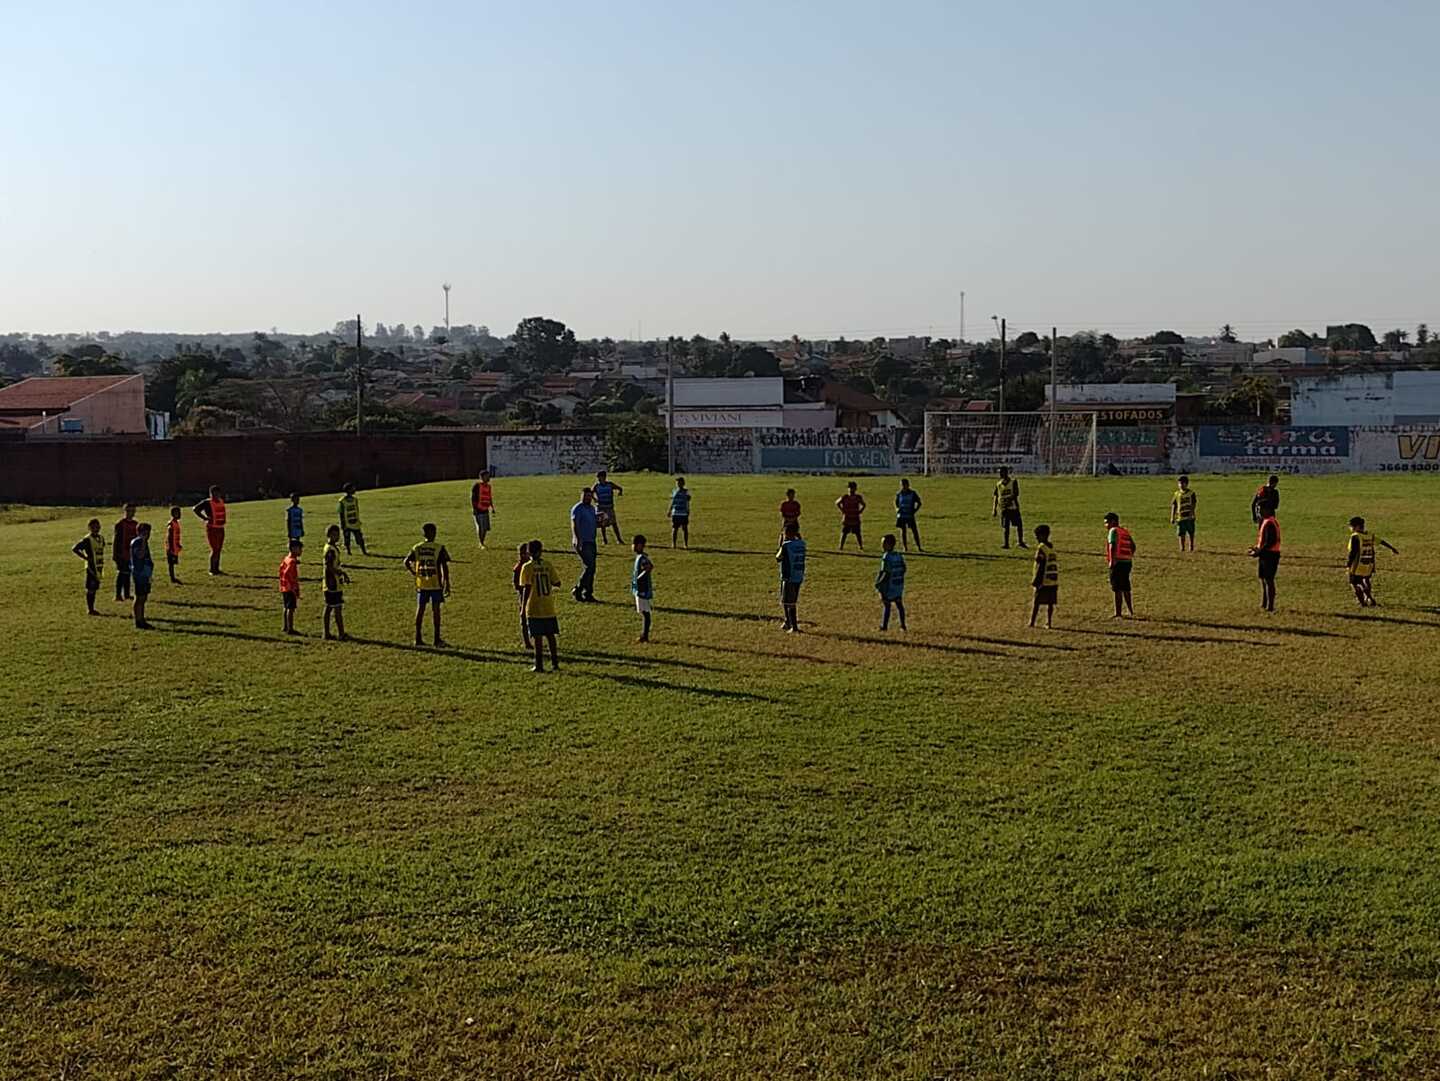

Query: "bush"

xmin=605 ymin=416 xmax=667 ymax=472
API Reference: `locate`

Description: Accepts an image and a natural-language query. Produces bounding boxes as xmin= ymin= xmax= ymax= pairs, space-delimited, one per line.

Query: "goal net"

xmin=922 ymin=411 xmax=1098 ymax=476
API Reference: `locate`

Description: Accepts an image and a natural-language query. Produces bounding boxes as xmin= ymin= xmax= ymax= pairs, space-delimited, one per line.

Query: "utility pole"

xmin=442 ymin=282 xmax=451 ymax=334
xmin=998 ymin=317 xmax=1007 ymax=415
xmin=960 ymin=291 xmax=965 ymax=344
xmin=1049 ymin=326 xmax=1058 ymax=474
xmin=354 ymin=313 xmax=364 ymax=435
xmin=665 ymin=337 xmax=676 ymax=475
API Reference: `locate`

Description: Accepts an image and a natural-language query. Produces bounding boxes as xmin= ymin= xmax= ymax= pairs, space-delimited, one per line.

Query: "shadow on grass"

xmin=149 ymin=626 xmax=305 ymax=647
xmin=1334 ymin=612 xmax=1440 ymax=628
xmin=153 ymin=598 xmax=266 ymax=612
xmin=146 ymin=616 xmax=236 ymax=628
xmin=666 ymin=606 xmax=782 ymax=624
xmin=0 ymin=950 xmax=92 ymax=1003
xmin=1150 ymin=618 xmax=1354 ymax=640
xmin=809 ymin=630 xmax=1009 ymax=658
xmin=684 ymin=546 xmax=770 ymax=557
xmin=700 ymin=642 xmax=856 ymax=667
xmin=567 ymin=649 xmax=727 ymax=673
xmin=581 ymin=671 xmax=776 ymax=703
xmin=347 ymin=636 xmax=516 ymax=663
xmin=932 ymin=631 xmax=1082 ymax=652
xmin=1057 ymin=627 xmax=1263 ymax=647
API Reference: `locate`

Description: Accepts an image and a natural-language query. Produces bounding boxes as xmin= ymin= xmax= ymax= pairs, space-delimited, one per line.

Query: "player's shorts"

xmin=526 ymin=616 xmax=559 ymax=637
xmin=670 ymin=515 xmax=689 ymax=528
xmin=597 ymin=509 xmax=615 ymax=527
xmin=166 ymin=551 xmax=180 ymax=565
xmin=634 ymin=595 xmax=653 ymax=614
xmin=1034 ymin=585 xmax=1058 ymax=606
xmin=781 ymin=581 xmax=802 ymax=605
xmin=206 ymin=526 xmax=225 ymax=552
xmin=1001 ymin=508 xmax=1023 ymax=528
xmin=282 ymin=590 xmax=298 ymax=610
xmin=416 ymin=589 xmax=444 ymax=606
xmin=324 ymin=590 xmax=344 ymax=607
xmin=1349 ymin=573 xmax=1372 ymax=586
xmin=133 ymin=576 xmax=152 ymax=597
xmin=1108 ymin=561 xmax=1133 ymax=592
xmin=473 ymin=510 xmax=491 ymax=531
xmin=1257 ymin=553 xmax=1280 ymax=580
xmin=896 ymin=514 xmax=917 ymax=529
xmin=841 ymin=521 xmax=862 ymax=535
xmin=1176 ymin=519 xmax=1195 ymax=537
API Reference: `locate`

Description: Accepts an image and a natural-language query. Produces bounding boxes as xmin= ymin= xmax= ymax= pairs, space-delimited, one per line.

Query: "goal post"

xmin=922 ymin=411 xmax=1099 ymax=477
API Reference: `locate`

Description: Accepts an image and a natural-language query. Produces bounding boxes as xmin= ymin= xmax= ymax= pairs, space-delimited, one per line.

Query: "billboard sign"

xmin=756 ymin=428 xmax=893 ymax=472
xmin=1197 ymin=426 xmax=1350 ymax=469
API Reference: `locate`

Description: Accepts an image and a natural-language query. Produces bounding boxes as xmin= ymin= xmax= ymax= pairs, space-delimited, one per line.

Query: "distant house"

xmin=813 ymin=380 xmax=904 ymax=429
xmin=0 ymin=375 xmax=147 ymax=439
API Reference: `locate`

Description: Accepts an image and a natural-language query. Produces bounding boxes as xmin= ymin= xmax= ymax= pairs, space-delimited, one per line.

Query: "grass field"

xmin=4 ymin=472 xmax=1440 ymax=1079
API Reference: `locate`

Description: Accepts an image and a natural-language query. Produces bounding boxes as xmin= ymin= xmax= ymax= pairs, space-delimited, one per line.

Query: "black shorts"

xmin=1034 ymin=585 xmax=1058 ymax=605
xmin=1001 ymin=508 xmax=1022 ymax=527
xmin=1108 ymin=562 xmax=1132 ymax=592
xmin=133 ymin=577 xmax=152 ymax=597
xmin=324 ymin=590 xmax=344 ymax=607
xmin=85 ymin=572 xmax=101 ymax=592
xmin=671 ymin=516 xmax=689 ymax=527
xmin=841 ymin=522 xmax=862 ymax=536
xmin=1349 ymin=573 xmax=1371 ymax=586
xmin=781 ymin=581 xmax=802 ymax=605
xmin=896 ymin=515 xmax=917 ymax=529
xmin=282 ymin=591 xmax=298 ymax=610
xmin=1257 ymin=553 xmax=1280 ymax=580
xmin=526 ymin=616 xmax=559 ymax=637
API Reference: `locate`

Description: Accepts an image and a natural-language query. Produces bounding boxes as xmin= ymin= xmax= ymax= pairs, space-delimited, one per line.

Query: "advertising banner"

xmin=756 ymin=428 xmax=894 ymax=472
xmin=1095 ymin=425 xmax=1169 ymax=475
xmin=1196 ymin=426 xmax=1351 ymax=473
xmin=893 ymin=426 xmax=1045 ymax=475
xmin=1353 ymin=427 xmax=1440 ymax=473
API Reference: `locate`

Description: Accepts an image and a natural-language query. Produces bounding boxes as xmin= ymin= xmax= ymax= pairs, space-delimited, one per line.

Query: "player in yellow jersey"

xmin=404 ymin=522 xmax=452 ymax=647
xmin=1170 ymin=474 xmax=1197 ymax=551
xmin=1346 ymin=516 xmax=1400 ymax=607
xmin=1029 ymin=524 xmax=1059 ymax=628
xmin=71 ymin=518 xmax=107 ymax=615
xmin=992 ymin=467 xmax=1026 ymax=549
xmin=519 ymin=539 xmax=564 ymax=672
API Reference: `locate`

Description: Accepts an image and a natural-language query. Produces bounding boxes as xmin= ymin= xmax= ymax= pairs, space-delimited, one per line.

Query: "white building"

xmin=1291 ymin=371 xmax=1440 ymax=426
xmin=659 ymin=377 xmax=835 ymax=429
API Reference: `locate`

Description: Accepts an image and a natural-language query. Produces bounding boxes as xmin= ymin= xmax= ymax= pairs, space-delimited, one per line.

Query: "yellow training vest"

xmin=408 ymin=540 xmax=442 ymax=589
xmin=1173 ymin=488 xmax=1197 ymax=520
xmin=995 ymin=478 xmax=1018 ymax=510
xmin=1036 ymin=541 xmax=1059 ymax=587
xmin=1350 ymin=532 xmax=1376 ymax=577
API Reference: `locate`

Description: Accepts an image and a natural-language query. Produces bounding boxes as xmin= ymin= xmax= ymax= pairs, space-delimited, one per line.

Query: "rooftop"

xmin=0 ymin=375 xmax=140 ymax=415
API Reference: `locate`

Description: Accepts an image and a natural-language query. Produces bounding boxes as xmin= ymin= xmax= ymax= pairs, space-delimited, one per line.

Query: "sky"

xmin=4 ymin=1 xmax=1438 ymax=343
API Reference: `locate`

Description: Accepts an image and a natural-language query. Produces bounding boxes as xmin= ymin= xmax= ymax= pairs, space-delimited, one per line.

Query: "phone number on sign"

xmin=1379 ymin=462 xmax=1440 ymax=472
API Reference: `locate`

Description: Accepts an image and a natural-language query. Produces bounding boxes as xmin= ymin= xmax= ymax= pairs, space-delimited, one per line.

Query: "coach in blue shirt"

xmin=570 ymin=487 xmax=599 ymax=602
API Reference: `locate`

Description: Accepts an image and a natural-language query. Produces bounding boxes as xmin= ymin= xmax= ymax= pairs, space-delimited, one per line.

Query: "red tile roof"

xmin=0 ymin=375 xmax=139 ymax=413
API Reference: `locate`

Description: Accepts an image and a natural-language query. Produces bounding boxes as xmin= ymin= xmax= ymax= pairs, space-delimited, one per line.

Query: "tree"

xmin=1277 ymin=329 xmax=1314 ymax=348
xmin=1003 ymin=374 xmax=1047 ymax=412
xmin=1013 ymin=331 xmax=1041 ymax=351
xmin=448 ymin=358 xmax=474 ymax=380
xmin=1418 ymin=324 xmax=1430 ymax=347
xmin=1148 ymin=330 xmax=1185 ymax=346
xmin=52 ymin=352 xmax=131 ymax=377
xmin=1219 ymin=324 xmax=1238 ymax=343
xmin=605 ymin=416 xmax=667 ymax=471
xmin=729 ymin=344 xmax=780 ymax=377
xmin=512 ymin=316 xmax=578 ymax=373
xmin=175 ymin=368 xmax=221 ymax=416
xmin=1327 ymin=324 xmax=1376 ymax=350
xmin=509 ymin=399 xmax=536 ymax=424
xmin=1215 ymin=375 xmax=1277 ymax=420
xmin=480 ymin=392 xmax=507 ymax=412
xmin=1381 ymin=329 xmax=1410 ymax=350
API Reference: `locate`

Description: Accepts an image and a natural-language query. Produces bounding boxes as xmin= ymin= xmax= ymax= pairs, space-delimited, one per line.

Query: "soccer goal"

xmin=922 ymin=411 xmax=1099 ymax=476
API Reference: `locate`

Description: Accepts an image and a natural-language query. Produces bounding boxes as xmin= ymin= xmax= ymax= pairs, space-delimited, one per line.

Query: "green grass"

xmin=4 ymin=472 xmax=1440 ymax=1079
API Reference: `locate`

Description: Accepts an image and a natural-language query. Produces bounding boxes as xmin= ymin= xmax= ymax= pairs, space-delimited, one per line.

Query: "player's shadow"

xmin=567 ymin=649 xmax=726 ymax=673
xmin=809 ymin=630 xmax=1009 ymax=658
xmin=157 ymin=626 xmax=305 ymax=647
xmin=932 ymin=631 xmax=1081 ymax=652
xmin=681 ymin=546 xmax=769 ymax=557
xmin=346 ymin=636 xmax=516 ymax=663
xmin=1057 ymin=627 xmax=1262 ymax=647
xmin=582 ymin=671 xmax=776 ymax=703
xmin=154 ymin=598 xmax=267 ymax=612
xmin=0 ymin=950 xmax=92 ymax=1004
xmin=1334 ymin=612 xmax=1440 ymax=628
xmin=1151 ymin=618 xmax=1353 ymax=640
xmin=700 ymin=642 xmax=857 ymax=667
xmin=145 ymin=616 xmax=236 ymax=628
xmin=666 ymin=606 xmax=782 ymax=624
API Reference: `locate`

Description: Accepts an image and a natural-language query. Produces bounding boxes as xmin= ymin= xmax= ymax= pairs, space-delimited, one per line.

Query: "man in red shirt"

xmin=779 ymin=489 xmax=801 ymax=542
xmin=1249 ymin=507 xmax=1281 ymax=612
xmin=112 ymin=503 xmax=140 ymax=602
xmin=836 ymin=481 xmax=866 ymax=551
xmin=471 ymin=470 xmax=496 ymax=548
xmin=278 ymin=539 xmax=302 ymax=635
xmin=192 ymin=485 xmax=228 ymax=575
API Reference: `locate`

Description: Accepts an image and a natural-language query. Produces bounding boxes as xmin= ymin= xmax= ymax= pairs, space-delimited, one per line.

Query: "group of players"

xmin=68 ymin=466 xmax=1402 ymax=660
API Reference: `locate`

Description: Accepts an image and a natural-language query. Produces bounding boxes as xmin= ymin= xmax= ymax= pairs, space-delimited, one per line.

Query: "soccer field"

xmin=4 ymin=473 xmax=1439 ymax=1078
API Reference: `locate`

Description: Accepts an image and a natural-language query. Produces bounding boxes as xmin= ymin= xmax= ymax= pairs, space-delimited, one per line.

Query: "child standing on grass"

xmin=519 ymin=539 xmax=563 ymax=672
xmin=113 ymin=503 xmax=139 ymax=601
xmin=876 ymin=533 xmax=907 ymax=631
xmin=777 ymin=521 xmax=807 ymax=633
xmin=323 ymin=525 xmax=350 ymax=641
xmin=1029 ymin=524 xmax=1059 ymax=628
xmin=72 ymin=518 xmax=106 ymax=615
xmin=668 ymin=478 xmax=691 ymax=549
xmin=405 ymin=523 xmax=451 ymax=647
xmin=279 ymin=539 xmax=302 ymax=636
xmin=165 ymin=506 xmax=183 ymax=584
xmin=632 ymin=535 xmax=655 ymax=642
xmin=513 ymin=542 xmax=532 ymax=649
xmin=339 ymin=483 xmax=367 ymax=555
xmin=130 ymin=523 xmax=154 ymax=629
xmin=1346 ymin=516 xmax=1400 ymax=607
xmin=287 ymin=493 xmax=304 ymax=545
xmin=1104 ymin=512 xmax=1136 ymax=618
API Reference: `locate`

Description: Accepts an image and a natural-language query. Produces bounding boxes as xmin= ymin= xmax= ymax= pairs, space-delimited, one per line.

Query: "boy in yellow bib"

xmin=1346 ymin=516 xmax=1399 ymax=608
xmin=405 ymin=522 xmax=452 ymax=647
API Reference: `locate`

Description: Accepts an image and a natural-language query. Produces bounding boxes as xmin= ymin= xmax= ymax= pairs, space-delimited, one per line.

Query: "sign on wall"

xmin=1196 ymin=426 xmax=1350 ymax=472
xmin=1353 ymin=427 xmax=1440 ymax=473
xmin=756 ymin=429 xmax=894 ymax=472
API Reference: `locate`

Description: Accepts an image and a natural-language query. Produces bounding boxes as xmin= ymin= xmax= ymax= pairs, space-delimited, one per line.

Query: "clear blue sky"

xmin=4 ymin=1 xmax=1437 ymax=342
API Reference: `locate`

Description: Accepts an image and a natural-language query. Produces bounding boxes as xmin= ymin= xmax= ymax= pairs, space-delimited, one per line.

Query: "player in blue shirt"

xmin=286 ymin=493 xmax=304 ymax=543
xmin=593 ymin=469 xmax=624 ymax=544
xmin=875 ymin=533 xmax=907 ymax=631
xmin=894 ymin=478 xmax=923 ymax=551
xmin=129 ymin=523 xmax=155 ymax=630
xmin=570 ymin=487 xmax=599 ymax=602
xmin=631 ymin=534 xmax=655 ymax=642
xmin=776 ymin=521 xmax=807 ymax=633
xmin=668 ymin=477 xmax=692 ymax=549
